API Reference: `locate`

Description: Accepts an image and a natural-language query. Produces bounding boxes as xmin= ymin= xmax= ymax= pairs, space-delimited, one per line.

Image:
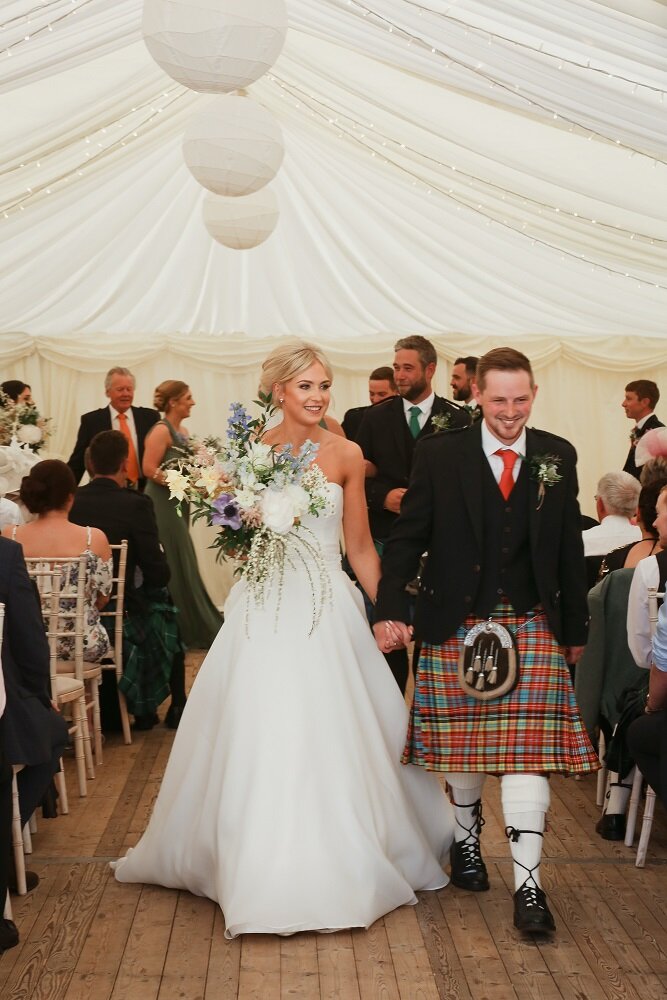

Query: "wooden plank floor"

xmin=2 ymin=653 xmax=667 ymax=1000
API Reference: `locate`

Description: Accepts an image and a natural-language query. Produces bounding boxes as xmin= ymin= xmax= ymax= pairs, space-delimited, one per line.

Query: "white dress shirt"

xmin=402 ymin=392 xmax=434 ymax=432
xmin=627 ymin=555 xmax=659 ymax=669
xmin=582 ymin=516 xmax=641 ymax=557
xmin=635 ymin=412 xmax=655 ymax=433
xmin=109 ymin=404 xmax=138 ymax=453
xmin=481 ymin=423 xmax=526 ymax=484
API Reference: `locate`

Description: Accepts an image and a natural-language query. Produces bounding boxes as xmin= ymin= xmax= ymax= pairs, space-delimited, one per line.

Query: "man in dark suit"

xmin=0 ymin=537 xmax=69 ymax=896
xmin=374 ymin=347 xmax=597 ymax=934
xmin=68 ymin=367 xmax=159 ymax=489
xmin=69 ymin=431 xmax=186 ymax=730
xmin=356 ymin=336 xmax=469 ymax=691
xmin=622 ymin=379 xmax=663 ymax=480
xmin=341 ymin=366 xmax=397 ymax=441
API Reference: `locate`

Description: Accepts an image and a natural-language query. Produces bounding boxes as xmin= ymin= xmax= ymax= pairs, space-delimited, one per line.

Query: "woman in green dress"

xmin=143 ymin=380 xmax=223 ymax=649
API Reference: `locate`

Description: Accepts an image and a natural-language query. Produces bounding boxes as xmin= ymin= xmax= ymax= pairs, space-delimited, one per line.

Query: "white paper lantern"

xmin=143 ymin=0 xmax=288 ymax=93
xmin=202 ymin=187 xmax=279 ymax=249
xmin=183 ymin=96 xmax=284 ymax=196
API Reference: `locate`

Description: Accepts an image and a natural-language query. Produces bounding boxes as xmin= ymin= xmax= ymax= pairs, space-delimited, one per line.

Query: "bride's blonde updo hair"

xmin=154 ymin=379 xmax=189 ymax=414
xmin=259 ymin=342 xmax=333 ymax=404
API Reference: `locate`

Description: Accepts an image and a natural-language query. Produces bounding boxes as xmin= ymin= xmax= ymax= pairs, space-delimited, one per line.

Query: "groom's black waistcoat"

xmin=474 ymin=459 xmax=539 ymax=617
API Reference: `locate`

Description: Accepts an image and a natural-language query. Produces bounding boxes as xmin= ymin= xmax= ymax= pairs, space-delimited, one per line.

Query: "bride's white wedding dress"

xmin=112 ymin=483 xmax=454 ymax=937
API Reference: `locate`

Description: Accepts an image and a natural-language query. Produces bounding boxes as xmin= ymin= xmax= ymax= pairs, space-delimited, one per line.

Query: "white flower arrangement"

xmin=163 ymin=395 xmax=335 ymax=634
xmin=526 ymin=453 xmax=562 ymax=510
xmin=0 ymin=392 xmax=52 ymax=453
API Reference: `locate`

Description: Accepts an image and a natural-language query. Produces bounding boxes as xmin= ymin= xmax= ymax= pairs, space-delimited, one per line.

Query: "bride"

xmin=112 ymin=342 xmax=454 ymax=938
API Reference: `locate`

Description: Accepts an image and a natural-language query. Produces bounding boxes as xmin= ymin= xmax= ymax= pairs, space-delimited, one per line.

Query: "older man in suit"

xmin=69 ymin=431 xmax=186 ymax=730
xmin=68 ymin=367 xmax=159 ymax=489
xmin=374 ymin=347 xmax=598 ymax=934
xmin=356 ymin=336 xmax=469 ymax=691
xmin=622 ymin=379 xmax=664 ymax=480
xmin=0 ymin=536 xmax=69 ymax=898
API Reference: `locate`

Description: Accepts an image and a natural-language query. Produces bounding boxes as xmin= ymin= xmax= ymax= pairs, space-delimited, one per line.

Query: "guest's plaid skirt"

xmin=403 ymin=604 xmax=599 ymax=774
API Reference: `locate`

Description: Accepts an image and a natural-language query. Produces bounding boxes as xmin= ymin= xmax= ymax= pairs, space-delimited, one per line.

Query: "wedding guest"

xmin=582 ymin=471 xmax=640 ymax=587
xmin=0 ymin=633 xmax=18 ymax=950
xmin=3 ymin=461 xmax=113 ymax=663
xmin=0 ymin=381 xmax=31 ymax=405
xmin=342 ymin=366 xmax=397 ymax=441
xmin=68 ymin=367 xmax=159 ymax=489
xmin=357 ymin=336 xmax=469 ymax=692
xmin=0 ymin=535 xmax=69 ymax=893
xmin=602 ymin=480 xmax=664 ymax=574
xmin=143 ymin=381 xmax=223 ymax=649
xmin=622 ymin=380 xmax=663 ymax=480
xmin=450 ymin=356 xmax=479 ymax=411
xmin=374 ymin=346 xmax=598 ymax=934
xmin=70 ymin=431 xmax=186 ymax=730
xmin=627 ymin=599 xmax=667 ymax=809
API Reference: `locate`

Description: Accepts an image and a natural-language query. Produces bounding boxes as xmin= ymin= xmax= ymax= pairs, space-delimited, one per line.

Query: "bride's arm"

xmin=341 ymin=445 xmax=381 ymax=603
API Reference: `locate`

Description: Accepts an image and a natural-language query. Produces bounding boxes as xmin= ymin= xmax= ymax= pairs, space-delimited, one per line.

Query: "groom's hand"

xmin=373 ymin=619 xmax=413 ymax=653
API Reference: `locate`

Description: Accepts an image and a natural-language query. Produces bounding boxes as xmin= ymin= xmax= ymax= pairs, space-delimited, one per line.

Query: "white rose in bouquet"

xmin=247 ymin=441 xmax=273 ymax=473
xmin=283 ymin=483 xmax=310 ymax=518
xmin=260 ymin=488 xmax=296 ymax=534
xmin=235 ymin=487 xmax=259 ymax=510
xmin=16 ymin=424 xmax=43 ymax=445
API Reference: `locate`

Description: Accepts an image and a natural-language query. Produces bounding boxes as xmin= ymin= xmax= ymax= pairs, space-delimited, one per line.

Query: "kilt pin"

xmin=376 ymin=414 xmax=598 ymax=934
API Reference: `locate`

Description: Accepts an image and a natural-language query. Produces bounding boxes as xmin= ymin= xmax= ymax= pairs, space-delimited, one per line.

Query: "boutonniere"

xmin=630 ymin=427 xmax=640 ymax=446
xmin=525 ymin=453 xmax=562 ymax=511
xmin=431 ymin=412 xmax=453 ymax=433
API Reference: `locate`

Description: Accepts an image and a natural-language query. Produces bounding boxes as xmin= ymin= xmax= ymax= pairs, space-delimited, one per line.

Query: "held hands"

xmin=383 ymin=488 xmax=406 ymax=513
xmin=373 ymin=619 xmax=413 ymax=653
xmin=564 ymin=645 xmax=585 ymax=665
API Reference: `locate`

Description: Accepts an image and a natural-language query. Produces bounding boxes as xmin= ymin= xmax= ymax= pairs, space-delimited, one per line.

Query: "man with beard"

xmin=451 ymin=356 xmax=481 ymax=421
xmin=373 ymin=347 xmax=598 ymax=934
xmin=356 ymin=335 xmax=469 ymax=692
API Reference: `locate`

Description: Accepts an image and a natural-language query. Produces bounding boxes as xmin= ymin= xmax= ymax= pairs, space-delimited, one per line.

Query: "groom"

xmin=374 ymin=347 xmax=597 ymax=934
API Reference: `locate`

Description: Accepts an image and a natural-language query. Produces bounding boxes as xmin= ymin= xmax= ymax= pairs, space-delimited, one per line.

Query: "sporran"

xmin=457 ymin=619 xmax=519 ymax=701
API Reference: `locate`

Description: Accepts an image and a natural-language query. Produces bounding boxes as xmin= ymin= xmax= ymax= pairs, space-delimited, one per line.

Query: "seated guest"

xmin=69 ymin=431 xmax=186 ymax=730
xmin=583 ymin=472 xmax=641 ymax=588
xmin=342 ymin=366 xmax=397 ymax=441
xmin=0 ymin=634 xmax=18 ymax=951
xmin=2 ymin=461 xmax=112 ymax=662
xmin=599 ymin=482 xmax=667 ymax=835
xmin=627 ymin=600 xmax=667 ymax=810
xmin=602 ymin=480 xmax=664 ymax=575
xmin=67 ymin=367 xmax=159 ymax=489
xmin=0 ymin=536 xmax=69 ymax=892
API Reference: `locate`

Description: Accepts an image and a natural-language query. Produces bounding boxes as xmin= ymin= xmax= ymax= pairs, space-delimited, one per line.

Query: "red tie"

xmin=118 ymin=412 xmax=140 ymax=484
xmin=495 ymin=449 xmax=516 ymax=501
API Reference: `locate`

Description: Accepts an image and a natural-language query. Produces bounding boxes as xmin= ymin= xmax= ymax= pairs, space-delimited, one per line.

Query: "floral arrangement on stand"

xmin=0 ymin=392 xmax=52 ymax=453
xmin=163 ymin=394 xmax=334 ymax=633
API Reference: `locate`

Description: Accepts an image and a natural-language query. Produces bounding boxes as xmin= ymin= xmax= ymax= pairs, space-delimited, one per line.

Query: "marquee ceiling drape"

xmin=0 ymin=0 xmax=665 ymax=343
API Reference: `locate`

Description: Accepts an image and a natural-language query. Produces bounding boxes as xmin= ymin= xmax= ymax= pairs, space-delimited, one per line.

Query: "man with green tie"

xmin=356 ymin=335 xmax=469 ymax=692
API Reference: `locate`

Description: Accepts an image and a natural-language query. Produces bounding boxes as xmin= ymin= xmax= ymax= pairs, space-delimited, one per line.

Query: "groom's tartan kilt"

xmin=403 ymin=602 xmax=599 ymax=774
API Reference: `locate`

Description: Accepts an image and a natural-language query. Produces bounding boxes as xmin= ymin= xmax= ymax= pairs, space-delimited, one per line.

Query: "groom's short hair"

xmin=626 ymin=379 xmax=659 ymax=410
xmin=476 ymin=347 xmax=534 ymax=391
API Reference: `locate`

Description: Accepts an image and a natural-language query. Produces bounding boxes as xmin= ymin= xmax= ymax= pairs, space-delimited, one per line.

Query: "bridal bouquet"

xmin=0 ymin=393 xmax=52 ymax=453
xmin=163 ymin=394 xmax=334 ymax=632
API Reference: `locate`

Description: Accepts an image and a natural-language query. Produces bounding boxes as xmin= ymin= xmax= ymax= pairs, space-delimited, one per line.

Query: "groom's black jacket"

xmin=375 ymin=420 xmax=589 ymax=647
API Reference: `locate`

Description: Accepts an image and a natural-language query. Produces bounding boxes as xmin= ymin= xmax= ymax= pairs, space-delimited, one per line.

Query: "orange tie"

xmin=495 ymin=449 xmax=516 ymax=501
xmin=118 ymin=412 xmax=140 ymax=484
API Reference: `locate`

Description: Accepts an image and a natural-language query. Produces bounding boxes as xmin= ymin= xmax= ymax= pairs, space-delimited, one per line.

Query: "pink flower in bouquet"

xmin=635 ymin=427 xmax=667 ymax=467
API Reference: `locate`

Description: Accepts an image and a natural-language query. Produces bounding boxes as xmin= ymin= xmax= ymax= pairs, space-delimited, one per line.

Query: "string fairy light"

xmin=399 ymin=0 xmax=667 ymax=96
xmin=325 ymin=0 xmax=667 ymax=165
xmin=269 ymin=74 xmax=667 ymax=290
xmin=0 ymin=87 xmax=190 ymax=217
xmin=0 ymin=0 xmax=95 ymax=59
